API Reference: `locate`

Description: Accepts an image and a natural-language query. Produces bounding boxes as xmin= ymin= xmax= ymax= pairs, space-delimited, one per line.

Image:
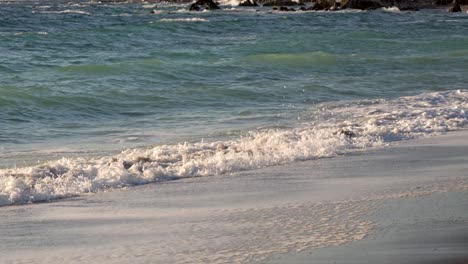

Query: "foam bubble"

xmin=0 ymin=90 xmax=467 ymax=205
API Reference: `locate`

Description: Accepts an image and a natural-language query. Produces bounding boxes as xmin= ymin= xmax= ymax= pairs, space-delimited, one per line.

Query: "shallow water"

xmin=0 ymin=2 xmax=468 ymax=204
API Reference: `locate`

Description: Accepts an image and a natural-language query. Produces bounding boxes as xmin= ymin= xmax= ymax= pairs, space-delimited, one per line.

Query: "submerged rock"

xmin=189 ymin=0 xmax=221 ymax=11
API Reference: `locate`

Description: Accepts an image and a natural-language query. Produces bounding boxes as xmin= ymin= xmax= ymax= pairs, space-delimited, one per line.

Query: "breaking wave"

xmin=0 ymin=90 xmax=467 ymax=206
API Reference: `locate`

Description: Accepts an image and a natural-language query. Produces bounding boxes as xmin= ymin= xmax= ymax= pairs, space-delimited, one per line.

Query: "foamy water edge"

xmin=1 ymin=90 xmax=467 ymax=206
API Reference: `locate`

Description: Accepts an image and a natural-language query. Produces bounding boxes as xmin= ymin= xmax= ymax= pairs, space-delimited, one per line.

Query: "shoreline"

xmin=1 ymin=0 xmax=466 ymax=11
xmin=1 ymin=2 xmax=467 ymax=262
xmin=257 ymin=130 xmax=468 ymax=263
xmin=1 ymin=129 xmax=467 ymax=263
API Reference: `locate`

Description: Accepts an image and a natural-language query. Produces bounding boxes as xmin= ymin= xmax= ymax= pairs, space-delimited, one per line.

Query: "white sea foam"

xmin=158 ymin=18 xmax=209 ymax=22
xmin=142 ymin=4 xmax=157 ymax=8
xmin=111 ymin=13 xmax=135 ymax=16
xmin=175 ymin=8 xmax=193 ymax=13
xmin=381 ymin=6 xmax=400 ymax=13
xmin=0 ymin=90 xmax=467 ymax=206
xmin=218 ymin=0 xmax=240 ymax=6
xmin=13 ymin=31 xmax=48 ymax=36
xmin=334 ymin=8 xmax=366 ymax=13
xmin=224 ymin=7 xmax=259 ymax=12
xmin=42 ymin=10 xmax=91 ymax=15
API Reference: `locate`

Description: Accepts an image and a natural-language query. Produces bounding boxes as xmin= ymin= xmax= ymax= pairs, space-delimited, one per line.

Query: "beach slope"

xmin=1 ymin=130 xmax=467 ymax=264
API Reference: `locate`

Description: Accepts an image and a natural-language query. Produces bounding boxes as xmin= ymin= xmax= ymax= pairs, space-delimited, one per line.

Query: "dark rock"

xmin=329 ymin=2 xmax=341 ymax=10
xmin=135 ymin=157 xmax=151 ymax=163
xmin=239 ymin=0 xmax=259 ymax=6
xmin=339 ymin=129 xmax=356 ymax=138
xmin=435 ymin=0 xmax=452 ymax=4
xmin=341 ymin=0 xmax=383 ymax=10
xmin=189 ymin=0 xmax=221 ymax=11
xmin=263 ymin=0 xmax=300 ymax=6
xmin=190 ymin=4 xmax=201 ymax=10
xmin=311 ymin=0 xmax=334 ymax=10
xmin=340 ymin=0 xmax=430 ymax=10
xmin=150 ymin=8 xmax=158 ymax=13
xmin=436 ymin=0 xmax=468 ymax=4
xmin=123 ymin=157 xmax=152 ymax=169
xmin=448 ymin=1 xmax=462 ymax=11
xmin=395 ymin=0 xmax=432 ymax=10
xmin=123 ymin=161 xmax=133 ymax=170
xmin=399 ymin=6 xmax=419 ymax=11
xmin=276 ymin=5 xmax=296 ymax=10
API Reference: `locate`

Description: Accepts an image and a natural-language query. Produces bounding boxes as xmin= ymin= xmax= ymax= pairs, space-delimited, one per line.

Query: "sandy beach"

xmin=260 ymin=192 xmax=468 ymax=264
xmin=1 ymin=129 xmax=467 ymax=264
xmin=1 ymin=1 xmax=468 ymax=263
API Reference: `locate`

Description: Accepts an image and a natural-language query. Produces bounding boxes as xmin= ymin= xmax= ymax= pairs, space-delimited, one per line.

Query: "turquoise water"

xmin=1 ymin=3 xmax=467 ymax=155
xmin=0 ymin=2 xmax=468 ymax=204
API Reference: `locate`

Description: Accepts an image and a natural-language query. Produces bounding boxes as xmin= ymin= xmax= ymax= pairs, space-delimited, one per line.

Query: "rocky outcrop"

xmin=189 ymin=0 xmax=220 ymax=11
xmin=182 ymin=0 xmax=462 ymax=11
xmin=263 ymin=0 xmax=303 ymax=6
xmin=341 ymin=0 xmax=384 ymax=10
xmin=311 ymin=0 xmax=335 ymax=10
xmin=437 ymin=0 xmax=468 ymax=5
xmin=305 ymin=0 xmax=435 ymax=11
xmin=448 ymin=1 xmax=462 ymax=11
xmin=239 ymin=0 xmax=259 ymax=6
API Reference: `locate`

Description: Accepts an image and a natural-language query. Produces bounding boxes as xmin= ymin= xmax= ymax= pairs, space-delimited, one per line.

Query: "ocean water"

xmin=1 ymin=1 xmax=468 ymax=205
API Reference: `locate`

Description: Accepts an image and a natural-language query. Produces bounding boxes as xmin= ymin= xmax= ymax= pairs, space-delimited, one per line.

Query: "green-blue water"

xmin=1 ymin=2 xmax=468 ymax=166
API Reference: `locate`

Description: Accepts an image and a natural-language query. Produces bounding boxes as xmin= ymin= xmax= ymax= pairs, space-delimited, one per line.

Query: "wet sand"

xmin=1 ymin=130 xmax=467 ymax=264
